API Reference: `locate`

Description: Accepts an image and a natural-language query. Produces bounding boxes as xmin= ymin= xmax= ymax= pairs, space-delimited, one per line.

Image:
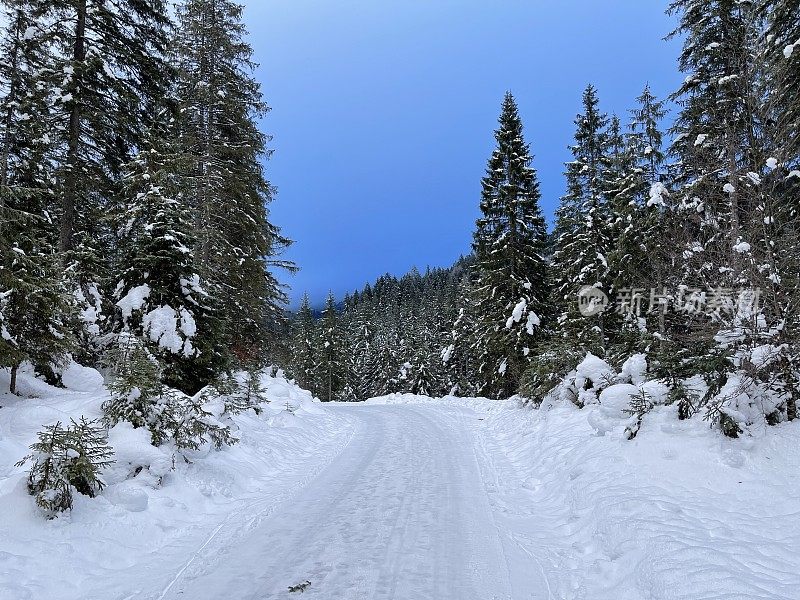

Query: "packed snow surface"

xmin=1 ymin=369 xmax=799 ymax=599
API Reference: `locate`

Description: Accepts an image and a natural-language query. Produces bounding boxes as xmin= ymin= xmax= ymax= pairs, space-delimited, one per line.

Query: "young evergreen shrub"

xmin=667 ymin=380 xmax=699 ymax=420
xmin=519 ymin=345 xmax=583 ymax=406
xmin=236 ymin=369 xmax=268 ymax=415
xmin=623 ymin=389 xmax=655 ymax=440
xmin=166 ymin=394 xmax=237 ymax=451
xmin=105 ymin=334 xmax=236 ymax=450
xmin=16 ymin=418 xmax=114 ymax=515
xmin=104 ymin=334 xmax=164 ymax=431
xmin=199 ymin=368 xmax=267 ymax=416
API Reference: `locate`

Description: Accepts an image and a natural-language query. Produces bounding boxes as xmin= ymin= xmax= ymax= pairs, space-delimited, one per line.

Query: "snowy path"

xmin=160 ymin=404 xmax=519 ymax=600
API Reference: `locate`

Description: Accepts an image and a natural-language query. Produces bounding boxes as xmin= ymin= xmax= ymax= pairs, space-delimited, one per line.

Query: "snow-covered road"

xmin=162 ymin=403 xmax=518 ymax=600
xmin=5 ymin=373 xmax=797 ymax=600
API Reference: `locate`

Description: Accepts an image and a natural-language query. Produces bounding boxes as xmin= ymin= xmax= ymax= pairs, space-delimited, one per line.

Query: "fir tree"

xmin=0 ymin=2 xmax=75 ymax=391
xmin=289 ymin=293 xmax=318 ymax=393
xmin=104 ymin=334 xmax=170 ymax=437
xmin=471 ymin=92 xmax=548 ymax=398
xmin=667 ymin=0 xmax=765 ymax=293
xmin=31 ymin=0 xmax=171 ymax=298
xmin=173 ymin=0 xmax=295 ymax=368
xmin=664 ymin=0 xmax=795 ymax=432
xmin=315 ymin=292 xmax=345 ymax=401
xmin=764 ymin=0 xmax=800 ymax=162
xmin=105 ymin=334 xmax=236 ymax=449
xmin=236 ymin=368 xmax=268 ymax=414
xmin=610 ymin=85 xmax=669 ymax=289
xmin=16 ymin=418 xmax=114 ymax=515
xmin=550 ymin=84 xmax=612 ymax=355
xmin=113 ymin=113 xmax=213 ymax=393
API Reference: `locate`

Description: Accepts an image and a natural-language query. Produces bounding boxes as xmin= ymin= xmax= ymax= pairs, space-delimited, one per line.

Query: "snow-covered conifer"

xmin=471 ymin=92 xmax=548 ymax=398
xmin=289 ymin=293 xmax=318 ymax=393
xmin=550 ymin=85 xmax=612 ymax=355
xmin=114 ymin=115 xmax=212 ymax=393
xmin=315 ymin=292 xmax=345 ymax=401
xmin=16 ymin=418 xmax=114 ymax=514
xmin=0 ymin=3 xmax=75 ymax=390
xmin=173 ymin=0 xmax=295 ymax=368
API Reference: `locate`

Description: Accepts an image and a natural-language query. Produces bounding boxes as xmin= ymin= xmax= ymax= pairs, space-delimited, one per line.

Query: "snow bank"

xmin=534 ymin=348 xmax=790 ymax=438
xmin=0 ymin=364 xmax=354 ymax=600
xmin=61 ymin=361 xmax=105 ymax=392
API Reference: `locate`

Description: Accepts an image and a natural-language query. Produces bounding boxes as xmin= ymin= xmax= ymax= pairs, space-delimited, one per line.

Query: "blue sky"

xmin=243 ymin=0 xmax=684 ymax=307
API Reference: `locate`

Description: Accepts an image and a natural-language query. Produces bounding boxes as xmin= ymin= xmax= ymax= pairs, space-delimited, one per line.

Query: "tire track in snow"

xmin=154 ymin=412 xmax=360 ymax=600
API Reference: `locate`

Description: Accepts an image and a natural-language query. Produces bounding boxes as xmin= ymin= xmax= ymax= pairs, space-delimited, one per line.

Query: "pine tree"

xmin=105 ymin=334 xmax=235 ymax=449
xmin=665 ymin=0 xmax=796 ymax=432
xmin=471 ymin=92 xmax=548 ymax=398
xmin=289 ymin=293 xmax=318 ymax=393
xmin=113 ymin=113 xmax=213 ymax=393
xmin=315 ymin=293 xmax=345 ymax=401
xmin=764 ymin=0 xmax=800 ymax=162
xmin=30 ymin=0 xmax=171 ymax=296
xmin=608 ymin=86 xmax=670 ymax=351
xmin=603 ymin=114 xmax=636 ymax=254
xmin=550 ymin=85 xmax=612 ymax=355
xmin=173 ymin=0 xmax=295 ymax=368
xmin=104 ymin=334 xmax=169 ymax=436
xmin=442 ymin=258 xmax=480 ymax=396
xmin=667 ymin=0 xmax=767 ymax=294
xmin=757 ymin=0 xmax=800 ymax=421
xmin=343 ymin=305 xmax=377 ymax=400
xmin=0 ymin=3 xmax=75 ymax=391
xmin=16 ymin=418 xmax=114 ymax=514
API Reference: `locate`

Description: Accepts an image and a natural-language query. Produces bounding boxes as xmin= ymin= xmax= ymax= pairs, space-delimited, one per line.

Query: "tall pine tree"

xmin=174 ymin=0 xmax=295 ymax=369
xmin=471 ymin=92 xmax=548 ymax=398
xmin=550 ymin=85 xmax=612 ymax=355
xmin=0 ymin=1 xmax=75 ymax=391
xmin=315 ymin=292 xmax=344 ymax=401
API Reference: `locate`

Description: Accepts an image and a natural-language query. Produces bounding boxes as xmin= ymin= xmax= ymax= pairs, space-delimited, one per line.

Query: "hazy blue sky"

xmin=242 ymin=0 xmax=684 ymax=307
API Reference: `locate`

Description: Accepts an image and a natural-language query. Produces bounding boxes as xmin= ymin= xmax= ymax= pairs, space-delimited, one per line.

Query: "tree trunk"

xmin=10 ymin=364 xmax=18 ymax=395
xmin=60 ymin=0 xmax=87 ymax=255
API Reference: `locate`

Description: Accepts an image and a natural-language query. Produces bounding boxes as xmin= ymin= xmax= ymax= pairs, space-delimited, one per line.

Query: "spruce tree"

xmin=550 ymin=85 xmax=612 ymax=355
xmin=667 ymin=0 xmax=766 ymax=293
xmin=289 ymin=293 xmax=318 ymax=393
xmin=315 ymin=292 xmax=345 ymax=401
xmin=16 ymin=418 xmax=114 ymax=514
xmin=173 ymin=0 xmax=295 ymax=368
xmin=32 ymin=0 xmax=171 ymax=287
xmin=105 ymin=333 xmax=236 ymax=449
xmin=344 ymin=307 xmax=377 ymax=400
xmin=764 ymin=0 xmax=800 ymax=161
xmin=664 ymin=0 xmax=799 ymax=431
xmin=471 ymin=92 xmax=548 ymax=398
xmin=608 ymin=86 xmax=670 ymax=349
xmin=113 ymin=113 xmax=213 ymax=393
xmin=0 ymin=2 xmax=75 ymax=390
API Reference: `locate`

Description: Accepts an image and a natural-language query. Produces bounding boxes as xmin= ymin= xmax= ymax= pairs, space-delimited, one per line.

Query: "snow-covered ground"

xmin=0 ymin=365 xmax=355 ymax=600
xmin=2 ymin=367 xmax=799 ymax=599
xmin=370 ymin=393 xmax=800 ymax=599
